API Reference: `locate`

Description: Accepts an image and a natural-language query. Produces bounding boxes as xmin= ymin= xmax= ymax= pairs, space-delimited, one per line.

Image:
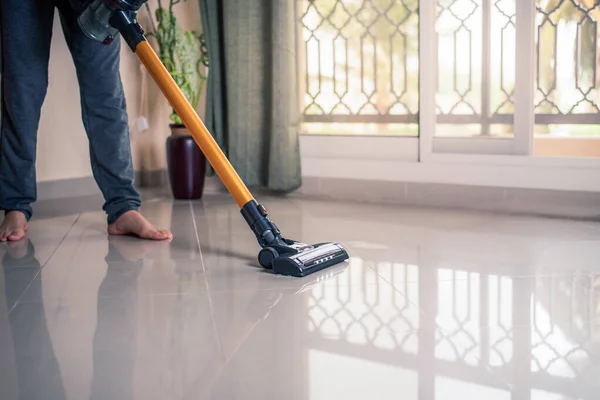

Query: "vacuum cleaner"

xmin=74 ymin=0 xmax=349 ymax=277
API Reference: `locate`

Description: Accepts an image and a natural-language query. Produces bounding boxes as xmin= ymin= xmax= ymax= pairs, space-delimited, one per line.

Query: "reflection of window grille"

xmin=305 ymin=261 xmax=600 ymax=398
xmin=433 ymin=271 xmax=598 ymax=382
xmin=307 ymin=262 xmax=420 ymax=352
xmin=529 ymin=274 xmax=597 ymax=382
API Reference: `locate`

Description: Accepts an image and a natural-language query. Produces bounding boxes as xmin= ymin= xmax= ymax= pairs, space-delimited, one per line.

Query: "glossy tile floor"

xmin=1 ymin=190 xmax=600 ymax=400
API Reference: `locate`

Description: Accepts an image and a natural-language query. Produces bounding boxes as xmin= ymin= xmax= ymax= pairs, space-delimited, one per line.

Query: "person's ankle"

xmin=108 ymin=208 xmax=140 ymax=226
xmin=4 ymin=210 xmax=28 ymax=219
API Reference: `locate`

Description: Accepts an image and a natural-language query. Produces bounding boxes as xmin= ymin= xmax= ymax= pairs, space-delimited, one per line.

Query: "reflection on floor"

xmin=1 ymin=190 xmax=599 ymax=399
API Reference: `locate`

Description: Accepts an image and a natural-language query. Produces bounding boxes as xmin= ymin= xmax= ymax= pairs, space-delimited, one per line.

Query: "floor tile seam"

xmin=13 ymin=276 xmax=595 ymax=302
xmin=369 ymin=266 xmax=463 ymax=334
xmin=6 ymin=279 xmax=429 ymax=303
xmin=203 ymin=280 xmax=400 ymax=293
xmin=102 ymin=255 xmax=202 ymax=265
xmin=6 ymin=214 xmax=82 ymax=316
xmin=430 ymin=332 xmax=509 ymax=384
xmin=14 ymin=292 xmax=207 ymax=303
xmin=378 ymin=274 xmax=600 ymax=284
xmin=453 ymin=357 xmax=514 ymax=392
xmin=363 ymin=276 xmax=491 ymax=289
xmin=456 ymin=348 xmax=516 ymax=390
xmin=189 ymin=200 xmax=225 ymax=358
xmin=581 ymin=221 xmax=600 ymax=232
xmin=4 ymin=276 xmax=401 ymax=307
xmin=367 ymin=263 xmax=425 ymax=312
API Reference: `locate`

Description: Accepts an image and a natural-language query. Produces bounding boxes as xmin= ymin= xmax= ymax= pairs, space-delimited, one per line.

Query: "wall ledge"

xmin=293 ymin=176 xmax=600 ymax=220
xmin=35 ymin=173 xmax=600 ymax=220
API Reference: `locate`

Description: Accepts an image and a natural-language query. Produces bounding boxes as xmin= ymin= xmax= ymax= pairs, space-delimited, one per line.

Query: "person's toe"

xmin=8 ymin=230 xmax=25 ymax=241
xmin=147 ymin=228 xmax=171 ymax=240
xmin=160 ymin=229 xmax=173 ymax=240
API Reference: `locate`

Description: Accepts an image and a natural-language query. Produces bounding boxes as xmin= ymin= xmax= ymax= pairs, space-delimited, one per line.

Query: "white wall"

xmin=36 ymin=0 xmax=203 ymax=183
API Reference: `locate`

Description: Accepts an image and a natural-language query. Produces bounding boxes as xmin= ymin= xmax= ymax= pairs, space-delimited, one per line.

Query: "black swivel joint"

xmin=109 ymin=9 xmax=146 ymax=51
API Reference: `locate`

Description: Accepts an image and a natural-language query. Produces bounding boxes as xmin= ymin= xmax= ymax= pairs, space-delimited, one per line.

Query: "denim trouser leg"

xmin=58 ymin=2 xmax=141 ymax=224
xmin=0 ymin=1 xmax=55 ymax=220
xmin=0 ymin=1 xmax=142 ymax=224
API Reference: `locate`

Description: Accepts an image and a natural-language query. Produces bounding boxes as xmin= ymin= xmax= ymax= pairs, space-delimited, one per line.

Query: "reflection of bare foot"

xmin=108 ymin=235 xmax=170 ymax=262
xmin=5 ymin=237 xmax=29 ymax=258
xmin=107 ymin=210 xmax=172 ymax=241
xmin=0 ymin=211 xmax=28 ymax=242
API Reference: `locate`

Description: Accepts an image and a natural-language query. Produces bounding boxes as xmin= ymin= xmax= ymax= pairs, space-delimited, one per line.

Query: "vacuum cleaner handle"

xmin=135 ymin=41 xmax=254 ymax=208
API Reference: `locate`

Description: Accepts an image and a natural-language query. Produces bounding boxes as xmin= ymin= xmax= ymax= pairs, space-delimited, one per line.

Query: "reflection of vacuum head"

xmin=75 ymin=0 xmax=146 ymax=46
xmin=246 ymin=262 xmax=348 ymax=322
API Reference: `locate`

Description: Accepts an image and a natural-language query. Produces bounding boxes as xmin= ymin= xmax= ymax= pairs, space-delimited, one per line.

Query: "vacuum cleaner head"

xmin=261 ymin=241 xmax=349 ymax=277
xmin=241 ymin=200 xmax=349 ymax=277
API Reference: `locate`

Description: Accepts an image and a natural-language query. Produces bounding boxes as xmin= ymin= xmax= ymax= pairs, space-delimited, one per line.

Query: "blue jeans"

xmin=0 ymin=0 xmax=141 ymax=224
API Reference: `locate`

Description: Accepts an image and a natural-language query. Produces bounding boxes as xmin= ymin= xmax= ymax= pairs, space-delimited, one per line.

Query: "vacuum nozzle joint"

xmin=109 ymin=9 xmax=146 ymax=51
xmin=240 ymin=200 xmax=284 ymax=248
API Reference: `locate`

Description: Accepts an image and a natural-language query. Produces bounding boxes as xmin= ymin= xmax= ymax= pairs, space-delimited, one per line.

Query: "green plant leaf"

xmin=151 ymin=2 xmax=210 ymax=121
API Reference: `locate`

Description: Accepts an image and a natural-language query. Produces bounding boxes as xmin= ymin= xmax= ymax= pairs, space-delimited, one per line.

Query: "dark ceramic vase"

xmin=166 ymin=124 xmax=206 ymax=199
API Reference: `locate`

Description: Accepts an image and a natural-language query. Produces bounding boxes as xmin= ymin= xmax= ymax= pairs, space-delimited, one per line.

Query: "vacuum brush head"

xmin=269 ymin=242 xmax=349 ymax=277
xmin=242 ymin=200 xmax=349 ymax=277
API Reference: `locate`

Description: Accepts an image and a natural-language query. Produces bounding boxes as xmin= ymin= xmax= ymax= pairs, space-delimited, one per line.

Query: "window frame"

xmin=296 ymin=0 xmax=600 ymax=191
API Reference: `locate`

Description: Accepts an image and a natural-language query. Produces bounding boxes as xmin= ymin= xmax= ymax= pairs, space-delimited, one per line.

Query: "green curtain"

xmin=199 ymin=0 xmax=302 ymax=192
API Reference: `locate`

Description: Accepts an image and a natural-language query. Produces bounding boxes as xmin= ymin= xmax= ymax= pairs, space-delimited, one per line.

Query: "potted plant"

xmin=145 ymin=0 xmax=209 ymax=199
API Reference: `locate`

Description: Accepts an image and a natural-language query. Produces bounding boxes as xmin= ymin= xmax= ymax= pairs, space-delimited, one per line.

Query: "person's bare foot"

xmin=107 ymin=210 xmax=172 ymax=241
xmin=108 ymin=235 xmax=171 ymax=262
xmin=0 ymin=211 xmax=28 ymax=242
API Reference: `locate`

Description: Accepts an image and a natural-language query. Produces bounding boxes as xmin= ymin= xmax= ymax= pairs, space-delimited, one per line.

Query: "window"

xmin=533 ymin=0 xmax=600 ymax=157
xmin=297 ymin=0 xmax=600 ymax=159
xmin=299 ymin=0 xmax=420 ymax=136
xmin=435 ymin=0 xmax=516 ymax=138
